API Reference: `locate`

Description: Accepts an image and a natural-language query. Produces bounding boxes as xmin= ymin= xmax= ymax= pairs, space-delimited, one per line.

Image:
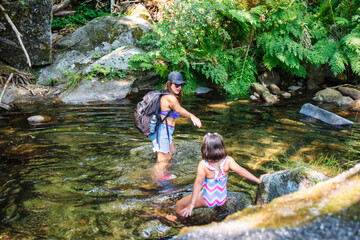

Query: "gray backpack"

xmin=134 ymin=90 xmax=172 ymax=136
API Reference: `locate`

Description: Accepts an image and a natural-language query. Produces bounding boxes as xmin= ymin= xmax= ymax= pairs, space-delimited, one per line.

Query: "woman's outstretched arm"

xmin=166 ymin=95 xmax=202 ymax=128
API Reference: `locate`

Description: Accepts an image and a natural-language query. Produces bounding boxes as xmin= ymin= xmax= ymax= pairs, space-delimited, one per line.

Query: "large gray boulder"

xmin=38 ymin=15 xmax=151 ymax=85
xmin=256 ymin=167 xmax=328 ymax=205
xmin=313 ymin=88 xmax=343 ymax=103
xmin=0 ymin=0 xmax=52 ymax=68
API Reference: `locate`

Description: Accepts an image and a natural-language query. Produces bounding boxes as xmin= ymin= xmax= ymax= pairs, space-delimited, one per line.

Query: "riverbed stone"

xmin=313 ymin=88 xmax=343 ymax=103
xmin=60 ymin=78 xmax=134 ymax=104
xmin=250 ymin=83 xmax=268 ymax=96
xmin=269 ymin=84 xmax=282 ymax=95
xmin=337 ymin=86 xmax=360 ymax=100
xmin=337 ymin=96 xmax=354 ymax=106
xmin=27 ymin=115 xmax=52 ymax=123
xmin=261 ymin=91 xmax=278 ymax=105
xmin=0 ymin=0 xmax=52 ymax=68
xmin=348 ymin=99 xmax=360 ymax=112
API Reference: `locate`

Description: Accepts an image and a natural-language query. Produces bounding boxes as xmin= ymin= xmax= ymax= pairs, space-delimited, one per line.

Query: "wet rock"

xmin=60 ymin=79 xmax=134 ymax=104
xmin=300 ymin=103 xmax=354 ymax=125
xmin=250 ymin=83 xmax=268 ymax=96
xmin=288 ymin=86 xmax=302 ymax=92
xmin=269 ymin=84 xmax=281 ymax=95
xmin=348 ymin=99 xmax=360 ymax=112
xmin=282 ymin=92 xmax=291 ymax=99
xmin=182 ymin=192 xmax=252 ymax=225
xmin=277 ymin=118 xmax=306 ymax=126
xmin=337 ymin=86 xmax=360 ymax=100
xmin=138 ymin=220 xmax=172 ymax=239
xmin=337 ymin=96 xmax=354 ymax=106
xmin=261 ymin=91 xmax=278 ymax=105
xmin=313 ymin=88 xmax=343 ymax=103
xmin=256 ymin=167 xmax=328 ymax=205
xmin=27 ymin=115 xmax=52 ymax=123
xmin=249 ymin=95 xmax=258 ymax=101
xmin=195 ymin=87 xmax=212 ymax=94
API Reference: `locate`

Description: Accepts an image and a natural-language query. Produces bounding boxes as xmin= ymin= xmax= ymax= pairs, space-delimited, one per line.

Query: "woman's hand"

xmin=180 ymin=204 xmax=195 ymax=217
xmin=190 ymin=115 xmax=202 ymax=128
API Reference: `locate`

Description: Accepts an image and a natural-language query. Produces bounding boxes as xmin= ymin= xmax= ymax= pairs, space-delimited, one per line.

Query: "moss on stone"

xmin=177 ymin=165 xmax=360 ymax=237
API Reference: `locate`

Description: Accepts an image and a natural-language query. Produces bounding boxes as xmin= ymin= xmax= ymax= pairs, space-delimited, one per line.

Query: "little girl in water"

xmin=175 ymin=132 xmax=268 ymax=218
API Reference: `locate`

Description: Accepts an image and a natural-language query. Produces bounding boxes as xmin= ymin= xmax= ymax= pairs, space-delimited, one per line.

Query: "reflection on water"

xmin=0 ymin=94 xmax=359 ymax=239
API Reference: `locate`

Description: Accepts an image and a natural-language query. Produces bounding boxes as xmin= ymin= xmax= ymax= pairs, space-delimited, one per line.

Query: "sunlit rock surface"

xmin=300 ymin=103 xmax=353 ymax=125
xmin=175 ymin=164 xmax=360 ymax=239
xmin=256 ymin=167 xmax=328 ymax=205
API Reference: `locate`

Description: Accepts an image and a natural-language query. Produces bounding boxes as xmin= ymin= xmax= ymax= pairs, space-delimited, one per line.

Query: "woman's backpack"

xmin=134 ymin=90 xmax=172 ymax=136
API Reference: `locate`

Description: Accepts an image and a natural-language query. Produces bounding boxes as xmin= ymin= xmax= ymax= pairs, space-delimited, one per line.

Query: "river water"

xmin=0 ymin=93 xmax=359 ymax=239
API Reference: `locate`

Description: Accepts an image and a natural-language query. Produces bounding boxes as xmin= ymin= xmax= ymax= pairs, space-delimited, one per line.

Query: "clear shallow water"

xmin=0 ymin=94 xmax=360 ymax=239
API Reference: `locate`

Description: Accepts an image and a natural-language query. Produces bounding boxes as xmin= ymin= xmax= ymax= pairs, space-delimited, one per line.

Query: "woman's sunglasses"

xmin=173 ymin=83 xmax=183 ymax=88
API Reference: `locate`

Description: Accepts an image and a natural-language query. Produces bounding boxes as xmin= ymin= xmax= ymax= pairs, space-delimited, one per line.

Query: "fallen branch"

xmin=52 ymin=0 xmax=72 ymax=13
xmin=53 ymin=10 xmax=76 ymax=17
xmin=0 ymin=4 xmax=31 ymax=67
xmin=0 ymin=102 xmax=11 ymax=110
xmin=19 ymin=83 xmax=35 ymax=96
xmin=0 ymin=73 xmax=13 ymax=109
xmin=118 ymin=0 xmax=142 ymax=4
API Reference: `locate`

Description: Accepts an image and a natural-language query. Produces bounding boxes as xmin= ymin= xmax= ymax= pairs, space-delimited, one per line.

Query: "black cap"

xmin=168 ymin=71 xmax=186 ymax=85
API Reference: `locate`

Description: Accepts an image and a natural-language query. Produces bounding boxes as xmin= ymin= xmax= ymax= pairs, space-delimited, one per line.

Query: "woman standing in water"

xmin=149 ymin=71 xmax=202 ymax=180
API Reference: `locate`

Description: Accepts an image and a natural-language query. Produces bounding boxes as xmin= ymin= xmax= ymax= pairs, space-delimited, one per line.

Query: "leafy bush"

xmin=129 ymin=0 xmax=360 ymax=95
xmin=129 ymin=0 xmax=257 ymax=95
xmin=52 ymin=3 xmax=110 ymax=31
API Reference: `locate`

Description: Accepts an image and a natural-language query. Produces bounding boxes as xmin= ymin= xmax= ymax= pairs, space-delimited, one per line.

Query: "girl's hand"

xmin=258 ymin=173 xmax=271 ymax=183
xmin=190 ymin=115 xmax=202 ymax=128
xmin=180 ymin=204 xmax=195 ymax=218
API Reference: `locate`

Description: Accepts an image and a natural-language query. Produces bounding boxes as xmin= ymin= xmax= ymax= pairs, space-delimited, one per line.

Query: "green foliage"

xmin=129 ymin=0 xmax=359 ymax=95
xmin=63 ymin=71 xmax=82 ymax=91
xmin=255 ymin=0 xmax=329 ymax=77
xmin=88 ymin=64 xmax=126 ymax=81
xmin=129 ymin=0 xmax=257 ymax=96
xmin=52 ymin=3 xmax=110 ymax=31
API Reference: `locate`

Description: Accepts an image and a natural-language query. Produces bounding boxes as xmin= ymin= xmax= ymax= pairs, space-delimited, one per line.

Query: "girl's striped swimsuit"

xmin=202 ymin=157 xmax=228 ymax=208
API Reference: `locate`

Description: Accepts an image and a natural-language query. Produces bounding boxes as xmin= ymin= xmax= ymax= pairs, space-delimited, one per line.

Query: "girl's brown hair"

xmin=164 ymin=81 xmax=183 ymax=104
xmin=201 ymin=133 xmax=227 ymax=162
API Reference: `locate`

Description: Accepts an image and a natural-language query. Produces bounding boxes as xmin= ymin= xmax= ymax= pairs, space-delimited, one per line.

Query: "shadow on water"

xmin=0 ymin=94 xmax=359 ymax=239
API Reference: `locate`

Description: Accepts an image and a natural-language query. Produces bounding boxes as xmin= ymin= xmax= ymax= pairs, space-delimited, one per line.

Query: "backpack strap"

xmin=155 ymin=91 xmax=174 ymax=148
xmin=155 ymin=108 xmax=173 ymax=148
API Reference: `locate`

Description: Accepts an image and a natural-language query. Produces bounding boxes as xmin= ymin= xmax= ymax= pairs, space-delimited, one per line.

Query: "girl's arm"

xmin=228 ymin=156 xmax=263 ymax=184
xmin=180 ymin=161 xmax=206 ymax=217
xmin=166 ymin=95 xmax=202 ymax=128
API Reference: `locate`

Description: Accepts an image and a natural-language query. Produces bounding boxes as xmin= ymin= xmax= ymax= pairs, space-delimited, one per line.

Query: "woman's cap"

xmin=168 ymin=71 xmax=186 ymax=85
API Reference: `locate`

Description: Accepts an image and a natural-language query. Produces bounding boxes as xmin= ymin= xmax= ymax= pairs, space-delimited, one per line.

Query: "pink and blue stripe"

xmin=202 ymin=157 xmax=228 ymax=208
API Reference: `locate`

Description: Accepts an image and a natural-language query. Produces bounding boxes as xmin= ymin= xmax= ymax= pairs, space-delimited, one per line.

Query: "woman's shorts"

xmin=149 ymin=123 xmax=175 ymax=154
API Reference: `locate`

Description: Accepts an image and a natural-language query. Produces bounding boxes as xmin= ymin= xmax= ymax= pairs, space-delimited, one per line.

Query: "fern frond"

xmin=329 ymin=50 xmax=347 ymax=76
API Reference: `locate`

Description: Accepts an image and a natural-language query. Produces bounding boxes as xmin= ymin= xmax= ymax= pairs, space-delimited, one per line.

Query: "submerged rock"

xmin=27 ymin=115 xmax=52 ymax=123
xmin=300 ymin=103 xmax=354 ymax=126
